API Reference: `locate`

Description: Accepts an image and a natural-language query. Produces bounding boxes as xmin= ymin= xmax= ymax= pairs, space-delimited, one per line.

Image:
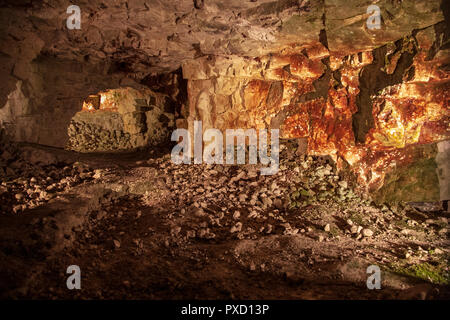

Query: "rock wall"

xmin=436 ymin=140 xmax=450 ymax=202
xmin=181 ymin=2 xmax=450 ymax=198
xmin=67 ymin=87 xmax=175 ymax=152
xmin=0 ymin=56 xmax=127 ymax=147
xmin=0 ymin=0 xmax=325 ymax=147
xmin=0 ymin=0 xmax=449 ymax=200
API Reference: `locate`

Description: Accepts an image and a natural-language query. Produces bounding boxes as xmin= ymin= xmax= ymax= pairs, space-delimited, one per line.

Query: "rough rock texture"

xmin=0 ymin=0 xmax=324 ymax=148
xmin=0 ymin=57 xmax=125 ymax=147
xmin=3 ymin=144 xmax=449 ymax=298
xmin=0 ymin=0 xmax=449 ymax=200
xmin=181 ymin=2 xmax=450 ymax=196
xmin=67 ymin=87 xmax=175 ymax=152
xmin=373 ymin=144 xmax=441 ymax=203
xmin=325 ymin=0 xmax=445 ymax=53
xmin=436 ymin=140 xmax=450 ymax=201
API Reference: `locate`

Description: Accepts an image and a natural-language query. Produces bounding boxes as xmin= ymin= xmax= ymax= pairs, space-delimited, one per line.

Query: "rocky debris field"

xmin=0 ymin=129 xmax=96 ymax=215
xmin=0 ymin=138 xmax=449 ymax=299
xmin=67 ymin=113 xmax=134 ymax=152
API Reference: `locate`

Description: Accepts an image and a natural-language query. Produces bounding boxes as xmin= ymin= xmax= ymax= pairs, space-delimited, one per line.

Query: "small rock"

xmin=198 ymin=228 xmax=207 ymax=238
xmin=238 ymin=193 xmax=247 ymax=202
xmin=0 ymin=186 xmax=7 ymax=195
xmin=194 ymin=208 xmax=206 ymax=217
xmin=93 ymin=169 xmax=103 ymax=179
xmin=230 ymin=222 xmax=243 ymax=233
xmin=186 ymin=230 xmax=196 ymax=238
xmin=171 ymin=226 xmax=181 ymax=236
xmin=273 ymin=198 xmax=283 ymax=209
xmin=362 ymin=229 xmax=373 ymax=237
xmin=113 ymin=240 xmax=121 ymax=248
xmin=338 ymin=181 xmax=348 ymax=189
xmin=248 ymin=211 xmax=258 ymax=219
xmin=39 ymin=191 xmax=49 ymax=200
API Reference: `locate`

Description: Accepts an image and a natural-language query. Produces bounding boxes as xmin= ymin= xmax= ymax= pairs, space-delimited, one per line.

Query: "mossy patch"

xmin=329 ymin=225 xmax=340 ymax=237
xmin=390 ymin=262 xmax=450 ymax=285
xmin=349 ymin=212 xmax=366 ymax=227
xmin=129 ymin=181 xmax=158 ymax=195
xmin=374 ymin=154 xmax=440 ymax=203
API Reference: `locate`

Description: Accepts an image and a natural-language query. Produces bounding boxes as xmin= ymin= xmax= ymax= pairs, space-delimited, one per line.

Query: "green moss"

xmin=329 ymin=225 xmax=340 ymax=237
xmin=392 ymin=219 xmax=408 ymax=229
xmin=300 ymin=189 xmax=311 ymax=197
xmin=129 ymin=181 xmax=157 ymax=195
xmin=391 ymin=262 xmax=450 ymax=285
xmin=373 ymin=146 xmax=440 ymax=203
xmin=350 ymin=212 xmax=365 ymax=226
xmin=291 ymin=191 xmax=300 ymax=200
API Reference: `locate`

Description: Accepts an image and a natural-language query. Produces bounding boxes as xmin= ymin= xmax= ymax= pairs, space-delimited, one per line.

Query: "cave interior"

xmin=0 ymin=0 xmax=449 ymax=300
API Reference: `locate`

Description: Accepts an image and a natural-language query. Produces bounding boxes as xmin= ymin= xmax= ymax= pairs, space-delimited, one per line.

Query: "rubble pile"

xmin=0 ymin=129 xmax=95 ymax=214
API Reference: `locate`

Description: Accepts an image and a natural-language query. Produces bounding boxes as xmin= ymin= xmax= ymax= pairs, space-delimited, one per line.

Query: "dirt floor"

xmin=0 ymin=142 xmax=449 ymax=299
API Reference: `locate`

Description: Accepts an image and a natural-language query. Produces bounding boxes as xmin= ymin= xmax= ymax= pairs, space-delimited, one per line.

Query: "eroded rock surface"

xmin=1 ymin=143 xmax=448 ymax=299
xmin=0 ymin=0 xmax=449 ymax=197
xmin=67 ymin=87 xmax=175 ymax=152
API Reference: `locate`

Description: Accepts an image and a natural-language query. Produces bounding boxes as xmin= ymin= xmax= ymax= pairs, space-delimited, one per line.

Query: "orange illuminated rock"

xmin=82 ymin=95 xmax=101 ymax=112
xmin=183 ymin=29 xmax=449 ymax=198
xmin=281 ymin=104 xmax=310 ymax=139
xmin=367 ymin=81 xmax=449 ymax=149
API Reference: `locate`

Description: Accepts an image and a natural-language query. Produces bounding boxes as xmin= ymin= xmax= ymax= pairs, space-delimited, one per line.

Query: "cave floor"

xmin=0 ymin=144 xmax=449 ymax=300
